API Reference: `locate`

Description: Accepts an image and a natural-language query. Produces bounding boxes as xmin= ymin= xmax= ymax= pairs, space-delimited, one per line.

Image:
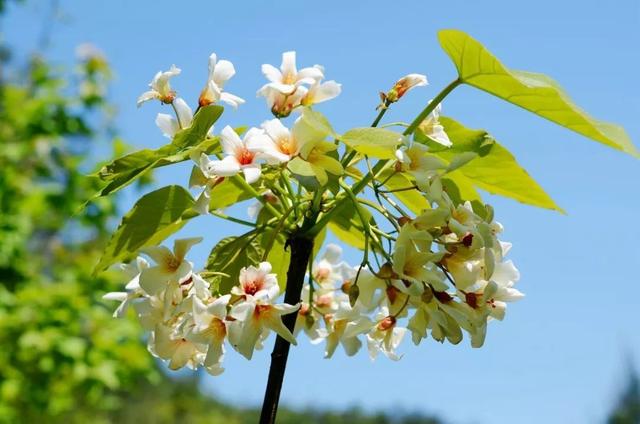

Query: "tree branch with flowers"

xmin=91 ymin=30 xmax=637 ymax=424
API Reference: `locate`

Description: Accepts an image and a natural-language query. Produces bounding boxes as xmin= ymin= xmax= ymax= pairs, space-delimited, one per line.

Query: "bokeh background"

xmin=1 ymin=1 xmax=638 ymax=423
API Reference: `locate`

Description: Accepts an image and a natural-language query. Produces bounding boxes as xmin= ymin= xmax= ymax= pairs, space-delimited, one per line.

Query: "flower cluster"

xmin=105 ymin=48 xmax=525 ymax=375
xmin=104 ymin=238 xmax=299 ymax=375
xmin=258 ymin=51 xmax=341 ymax=118
xmin=293 ymin=195 xmax=523 ymax=361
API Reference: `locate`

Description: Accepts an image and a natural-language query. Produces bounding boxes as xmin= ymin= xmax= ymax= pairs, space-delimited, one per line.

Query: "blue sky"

xmin=4 ymin=1 xmax=639 ymax=423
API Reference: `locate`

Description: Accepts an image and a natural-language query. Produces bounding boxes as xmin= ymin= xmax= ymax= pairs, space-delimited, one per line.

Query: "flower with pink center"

xmin=208 ymin=126 xmax=270 ymax=184
xmin=231 ymin=262 xmax=280 ymax=302
xmin=228 ymin=300 xmax=299 ymax=360
xmin=366 ymin=306 xmax=407 ymax=361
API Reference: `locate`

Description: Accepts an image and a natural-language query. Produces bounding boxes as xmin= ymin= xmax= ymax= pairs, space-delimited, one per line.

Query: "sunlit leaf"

xmin=95 ymin=185 xmax=196 ymax=272
xmin=438 ymin=29 xmax=638 ymax=157
xmin=378 ymin=170 xmax=431 ymax=214
xmin=171 ymin=105 xmax=223 ymax=148
xmin=436 ymin=117 xmax=562 ymax=212
xmin=205 ymin=233 xmax=263 ymax=295
xmin=341 ymin=127 xmax=403 ymax=159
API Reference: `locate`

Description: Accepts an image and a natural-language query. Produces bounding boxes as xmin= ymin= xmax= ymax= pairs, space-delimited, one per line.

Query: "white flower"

xmin=324 ymin=299 xmax=373 ymax=358
xmin=464 ymin=259 xmax=523 ymax=321
xmin=312 ymin=244 xmax=354 ymax=288
xmin=259 ymin=51 xmax=323 ymax=95
xmin=301 ymin=80 xmax=341 ymax=106
xmin=137 ymin=64 xmax=181 ymax=106
xmin=366 ymin=307 xmax=407 ymax=361
xmin=189 ymin=295 xmax=231 ymax=375
xmin=228 ymin=299 xmax=299 ymax=360
xmin=231 ymin=262 xmax=280 ymax=302
xmin=139 ymin=237 xmax=202 ymax=295
xmin=199 ymin=53 xmax=244 ymax=109
xmin=419 ymin=103 xmax=451 ymax=147
xmin=208 ymin=126 xmax=269 ymax=184
xmin=150 ymin=323 xmax=207 ymax=370
xmin=103 ymin=257 xmax=149 ymax=317
xmin=155 ymin=98 xmax=194 ymax=138
xmin=395 ymin=140 xmax=446 ymax=188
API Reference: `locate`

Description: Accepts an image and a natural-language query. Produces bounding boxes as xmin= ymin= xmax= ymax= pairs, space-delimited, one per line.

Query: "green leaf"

xmin=258 ymin=228 xmax=290 ymax=291
xmin=205 ymin=234 xmax=263 ymax=295
xmin=328 ymin=203 xmax=373 ymax=250
xmin=91 ymin=105 xmax=224 ymax=199
xmin=438 ymin=29 xmax=638 ymax=157
xmin=436 ymin=117 xmax=562 ymax=212
xmin=340 ymin=127 xmax=403 ymax=159
xmin=208 ymin=177 xmax=254 ymax=211
xmin=171 ymin=105 xmax=223 ymax=148
xmin=95 ymin=185 xmax=195 ymax=272
xmin=378 ymin=170 xmax=431 ymax=214
xmin=297 ymin=107 xmax=336 ymax=142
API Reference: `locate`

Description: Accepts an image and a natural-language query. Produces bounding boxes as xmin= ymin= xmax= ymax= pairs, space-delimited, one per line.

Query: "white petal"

xmin=210 ymin=156 xmax=241 ymax=176
xmin=220 ymin=126 xmax=243 ymax=155
xmin=155 ymin=113 xmax=179 ymax=138
xmin=219 ymin=92 xmax=245 ymax=109
xmin=309 ymin=81 xmax=341 ymax=104
xmin=280 ymin=51 xmax=297 ymax=77
xmin=242 ymin=164 xmax=262 ymax=184
xmin=173 ymin=237 xmax=202 ymax=262
xmin=262 ymin=118 xmax=290 ymax=141
xmin=137 ymin=90 xmax=159 ymax=107
xmin=261 ymin=64 xmax=282 ymax=83
xmin=173 ymin=98 xmax=194 ymax=128
xmin=297 ymin=66 xmax=324 ymax=82
xmin=212 ymin=59 xmax=236 ymax=87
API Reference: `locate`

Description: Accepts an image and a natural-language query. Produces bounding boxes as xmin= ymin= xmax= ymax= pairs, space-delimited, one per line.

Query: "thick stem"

xmin=259 ymin=235 xmax=314 ymax=424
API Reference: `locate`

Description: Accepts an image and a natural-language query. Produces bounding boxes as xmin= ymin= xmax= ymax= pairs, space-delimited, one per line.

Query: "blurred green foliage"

xmin=0 ymin=30 xmax=160 ymax=423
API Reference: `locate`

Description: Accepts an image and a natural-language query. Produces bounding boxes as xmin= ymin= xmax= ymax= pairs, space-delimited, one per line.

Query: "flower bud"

xmin=348 ymin=284 xmax=360 ymax=307
xmin=397 ymin=216 xmax=412 ymax=227
xmin=341 ymin=280 xmax=352 ymax=294
xmin=377 ymin=262 xmax=397 ymax=279
xmin=387 ymin=74 xmax=428 ymax=103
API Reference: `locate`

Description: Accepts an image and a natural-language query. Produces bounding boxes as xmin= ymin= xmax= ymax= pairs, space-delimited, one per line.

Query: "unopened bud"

xmin=341 ymin=280 xmax=352 ymax=294
xmin=398 ymin=216 xmax=412 ymax=227
xmin=348 ymin=284 xmax=360 ymax=307
xmin=377 ymin=262 xmax=397 ymax=279
xmin=389 ymin=73 xmax=428 ymax=102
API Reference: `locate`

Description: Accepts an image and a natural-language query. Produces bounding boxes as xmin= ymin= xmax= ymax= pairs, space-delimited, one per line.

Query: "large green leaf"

xmin=436 ymin=117 xmax=562 ymax=212
xmin=95 ymin=185 xmax=196 ymax=272
xmin=93 ymin=105 xmax=224 ymax=198
xmin=205 ymin=233 xmax=263 ymax=295
xmin=438 ymin=30 xmax=637 ymax=157
xmin=340 ymin=127 xmax=403 ymax=159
